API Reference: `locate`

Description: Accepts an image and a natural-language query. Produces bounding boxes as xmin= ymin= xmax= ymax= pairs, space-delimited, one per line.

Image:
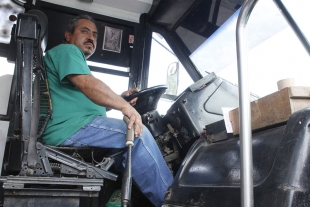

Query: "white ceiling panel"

xmin=42 ymin=0 xmax=153 ymax=22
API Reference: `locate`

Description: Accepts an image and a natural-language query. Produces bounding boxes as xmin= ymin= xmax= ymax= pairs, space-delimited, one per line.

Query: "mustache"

xmin=84 ymin=40 xmax=94 ymax=47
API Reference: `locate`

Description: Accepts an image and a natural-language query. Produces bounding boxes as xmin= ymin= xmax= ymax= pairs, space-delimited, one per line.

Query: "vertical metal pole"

xmin=236 ymin=0 xmax=258 ymax=206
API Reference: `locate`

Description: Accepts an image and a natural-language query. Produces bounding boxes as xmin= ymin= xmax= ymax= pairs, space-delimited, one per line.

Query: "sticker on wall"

xmin=128 ymin=35 xmax=134 ymax=44
xmin=102 ymin=26 xmax=123 ymax=53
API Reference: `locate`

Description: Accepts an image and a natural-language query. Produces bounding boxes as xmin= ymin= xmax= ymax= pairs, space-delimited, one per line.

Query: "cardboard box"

xmin=229 ymin=87 xmax=310 ymax=135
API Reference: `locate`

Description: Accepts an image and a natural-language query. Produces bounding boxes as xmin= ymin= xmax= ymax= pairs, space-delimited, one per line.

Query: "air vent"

xmin=78 ymin=0 xmax=93 ymax=2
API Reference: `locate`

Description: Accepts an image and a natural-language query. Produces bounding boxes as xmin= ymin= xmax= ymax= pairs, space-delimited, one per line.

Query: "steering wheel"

xmin=123 ymin=85 xmax=167 ymax=115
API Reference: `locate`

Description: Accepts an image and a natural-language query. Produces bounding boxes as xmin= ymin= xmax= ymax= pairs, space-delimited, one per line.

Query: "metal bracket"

xmin=45 ymin=144 xmax=117 ymax=181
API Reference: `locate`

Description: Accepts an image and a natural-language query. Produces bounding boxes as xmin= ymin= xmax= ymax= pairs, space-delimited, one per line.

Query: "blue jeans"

xmin=60 ymin=116 xmax=173 ymax=207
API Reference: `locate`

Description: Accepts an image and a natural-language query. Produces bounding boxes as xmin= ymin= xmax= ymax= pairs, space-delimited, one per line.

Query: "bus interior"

xmin=0 ymin=0 xmax=309 ymax=206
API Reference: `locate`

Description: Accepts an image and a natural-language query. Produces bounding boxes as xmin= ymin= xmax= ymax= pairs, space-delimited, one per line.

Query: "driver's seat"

xmin=0 ymin=10 xmax=117 ymax=207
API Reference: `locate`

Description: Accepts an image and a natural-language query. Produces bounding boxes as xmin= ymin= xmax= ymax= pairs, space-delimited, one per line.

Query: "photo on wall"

xmin=102 ymin=26 xmax=123 ymax=53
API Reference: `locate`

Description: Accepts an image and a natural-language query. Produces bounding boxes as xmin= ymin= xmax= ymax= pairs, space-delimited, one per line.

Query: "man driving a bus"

xmin=42 ymin=14 xmax=173 ymax=207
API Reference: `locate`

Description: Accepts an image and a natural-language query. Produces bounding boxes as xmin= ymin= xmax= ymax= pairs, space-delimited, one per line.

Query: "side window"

xmin=0 ymin=2 xmax=24 ymax=44
xmin=0 ymin=57 xmax=14 ymax=115
xmin=0 ymin=57 xmax=14 ymax=76
xmin=91 ymin=71 xmax=129 ymax=119
xmin=148 ymin=32 xmax=193 ymax=115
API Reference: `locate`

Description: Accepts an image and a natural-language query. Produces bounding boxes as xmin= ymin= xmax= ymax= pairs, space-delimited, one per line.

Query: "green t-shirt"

xmin=42 ymin=44 xmax=106 ymax=146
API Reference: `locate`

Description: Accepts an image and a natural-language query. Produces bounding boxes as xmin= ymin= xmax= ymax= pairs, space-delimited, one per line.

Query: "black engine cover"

xmin=164 ymin=107 xmax=310 ymax=207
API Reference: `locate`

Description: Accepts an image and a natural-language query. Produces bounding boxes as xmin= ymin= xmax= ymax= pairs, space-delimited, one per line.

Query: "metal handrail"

xmin=236 ymin=0 xmax=310 ymax=206
xmin=235 ymin=0 xmax=259 ymax=206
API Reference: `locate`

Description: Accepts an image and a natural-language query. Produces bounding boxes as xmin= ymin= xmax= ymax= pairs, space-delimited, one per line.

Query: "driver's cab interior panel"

xmin=36 ymin=1 xmax=142 ymax=89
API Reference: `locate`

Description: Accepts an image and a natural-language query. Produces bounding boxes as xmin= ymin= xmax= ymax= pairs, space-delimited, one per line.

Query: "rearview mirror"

xmin=166 ymin=62 xmax=179 ymax=96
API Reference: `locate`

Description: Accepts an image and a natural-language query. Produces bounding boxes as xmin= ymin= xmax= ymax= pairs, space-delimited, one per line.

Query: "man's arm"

xmin=67 ymin=74 xmax=142 ymax=137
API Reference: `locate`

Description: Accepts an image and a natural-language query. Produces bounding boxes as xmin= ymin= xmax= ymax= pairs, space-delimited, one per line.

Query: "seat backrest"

xmin=20 ymin=10 xmax=52 ymax=173
xmin=3 ymin=9 xmax=52 ymax=174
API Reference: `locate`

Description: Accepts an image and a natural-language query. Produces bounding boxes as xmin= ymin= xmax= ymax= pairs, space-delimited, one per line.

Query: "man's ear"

xmin=64 ymin=31 xmax=71 ymax=43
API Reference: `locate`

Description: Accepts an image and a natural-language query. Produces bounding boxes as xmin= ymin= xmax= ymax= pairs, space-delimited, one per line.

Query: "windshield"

xmin=282 ymin=0 xmax=310 ymax=40
xmin=189 ymin=0 xmax=310 ymax=97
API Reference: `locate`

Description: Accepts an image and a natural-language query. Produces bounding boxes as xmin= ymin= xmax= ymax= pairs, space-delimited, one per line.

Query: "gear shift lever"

xmin=121 ymin=116 xmax=134 ymax=207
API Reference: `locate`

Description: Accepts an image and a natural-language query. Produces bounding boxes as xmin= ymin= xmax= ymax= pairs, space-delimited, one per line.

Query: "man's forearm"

xmin=67 ymin=74 xmax=130 ymax=110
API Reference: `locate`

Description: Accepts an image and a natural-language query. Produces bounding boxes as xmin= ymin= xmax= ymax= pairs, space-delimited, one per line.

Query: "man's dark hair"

xmin=63 ymin=14 xmax=96 ymax=43
xmin=66 ymin=14 xmax=96 ymax=34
